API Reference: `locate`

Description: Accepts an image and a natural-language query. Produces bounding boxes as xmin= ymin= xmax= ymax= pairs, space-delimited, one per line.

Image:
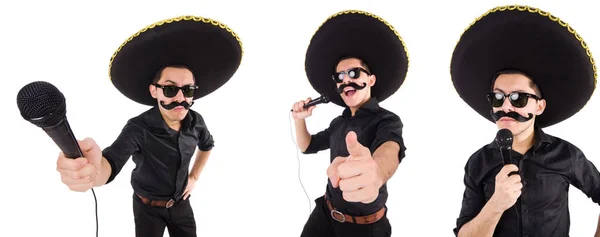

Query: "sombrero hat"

xmin=109 ymin=16 xmax=243 ymax=106
xmin=305 ymin=10 xmax=409 ymax=107
xmin=450 ymin=5 xmax=597 ymax=128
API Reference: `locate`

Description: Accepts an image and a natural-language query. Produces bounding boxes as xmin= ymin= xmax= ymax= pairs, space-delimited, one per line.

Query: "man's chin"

xmin=496 ymin=122 xmax=514 ymax=129
xmin=342 ymin=94 xmax=358 ymax=106
xmin=168 ymin=109 xmax=188 ymax=119
xmin=495 ymin=122 xmax=528 ymax=136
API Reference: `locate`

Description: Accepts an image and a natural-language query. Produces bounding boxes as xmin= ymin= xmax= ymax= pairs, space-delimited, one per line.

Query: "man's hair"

xmin=491 ymin=69 xmax=542 ymax=98
xmin=151 ymin=65 xmax=195 ymax=84
xmin=334 ymin=56 xmax=371 ymax=74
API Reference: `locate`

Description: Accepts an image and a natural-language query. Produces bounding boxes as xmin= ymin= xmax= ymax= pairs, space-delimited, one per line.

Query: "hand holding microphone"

xmin=18 ymin=80 xmax=101 ymax=236
xmin=290 ymin=94 xmax=330 ymax=120
xmin=490 ymin=165 xmax=522 ymax=213
xmin=490 ymin=128 xmax=522 ymax=213
xmin=17 ymin=81 xmax=102 ymax=192
xmin=56 ymin=138 xmax=103 ymax=192
xmin=291 ymin=97 xmax=316 ymax=120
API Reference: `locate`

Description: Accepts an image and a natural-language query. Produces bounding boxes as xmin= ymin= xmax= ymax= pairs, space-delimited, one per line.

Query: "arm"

xmin=586 ymin=193 xmax=600 ymax=237
xmin=566 ymin=143 xmax=600 ymax=236
xmin=192 ymin=115 xmax=215 ymax=181
xmin=370 ymin=113 xmax=407 ymax=184
xmin=454 ymin=155 xmax=502 ymax=237
xmin=372 ymin=141 xmax=400 ymax=184
xmin=294 ymin=118 xmax=312 ymax=152
xmin=456 ymin=201 xmax=503 ymax=237
xmin=101 ymin=120 xmax=142 ymax=185
xmin=189 ymin=150 xmax=211 ymax=181
xmin=295 ymin=118 xmax=332 ymax=154
xmin=568 ymin=143 xmax=600 ymax=203
xmin=93 ymin=157 xmax=113 ymax=187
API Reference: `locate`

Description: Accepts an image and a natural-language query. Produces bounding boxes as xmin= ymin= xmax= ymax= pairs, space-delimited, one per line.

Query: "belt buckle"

xmin=330 ymin=209 xmax=346 ymax=223
xmin=165 ymin=199 xmax=175 ymax=208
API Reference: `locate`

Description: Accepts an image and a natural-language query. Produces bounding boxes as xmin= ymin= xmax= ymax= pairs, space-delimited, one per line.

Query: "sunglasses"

xmin=332 ymin=67 xmax=371 ymax=83
xmin=487 ymin=92 xmax=541 ymax=108
xmin=153 ymin=84 xmax=198 ymax=98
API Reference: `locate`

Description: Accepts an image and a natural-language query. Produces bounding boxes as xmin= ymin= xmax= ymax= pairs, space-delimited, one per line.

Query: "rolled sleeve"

xmin=198 ymin=126 xmax=214 ymax=151
xmin=454 ymin=159 xmax=486 ymax=236
xmin=370 ymin=113 xmax=407 ymax=161
xmin=303 ymin=128 xmax=330 ymax=154
xmin=568 ymin=143 xmax=600 ymax=204
xmin=101 ymin=120 xmax=142 ymax=184
xmin=192 ymin=111 xmax=214 ymax=151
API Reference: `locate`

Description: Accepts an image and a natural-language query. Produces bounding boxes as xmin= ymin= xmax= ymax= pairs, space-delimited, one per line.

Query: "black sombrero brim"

xmin=109 ymin=16 xmax=243 ymax=106
xmin=450 ymin=5 xmax=597 ymax=128
xmin=305 ymin=10 xmax=409 ymax=107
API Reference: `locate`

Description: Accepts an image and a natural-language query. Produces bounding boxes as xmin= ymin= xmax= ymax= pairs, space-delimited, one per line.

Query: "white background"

xmin=1 ymin=0 xmax=599 ymax=236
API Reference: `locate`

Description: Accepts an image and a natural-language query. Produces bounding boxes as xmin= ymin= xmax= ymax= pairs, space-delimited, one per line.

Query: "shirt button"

xmin=524 ymin=209 xmax=529 ymax=214
xmin=523 ymin=180 xmax=528 ymax=186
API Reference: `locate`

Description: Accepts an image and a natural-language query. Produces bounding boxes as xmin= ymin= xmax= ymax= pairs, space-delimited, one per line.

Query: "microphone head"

xmin=16 ymin=81 xmax=66 ymax=128
xmin=495 ymin=128 xmax=513 ymax=148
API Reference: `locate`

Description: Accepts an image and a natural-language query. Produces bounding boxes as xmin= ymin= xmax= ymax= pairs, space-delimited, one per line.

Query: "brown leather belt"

xmin=136 ymin=193 xmax=175 ymax=208
xmin=325 ymin=198 xmax=386 ymax=224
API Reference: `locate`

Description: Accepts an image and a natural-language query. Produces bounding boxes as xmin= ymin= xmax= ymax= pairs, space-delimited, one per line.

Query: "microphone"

xmin=495 ymin=128 xmax=523 ymax=227
xmin=17 ymin=81 xmax=99 ymax=237
xmin=495 ymin=128 xmax=518 ymax=176
xmin=16 ymin=81 xmax=83 ymax=159
xmin=290 ymin=94 xmax=331 ymax=112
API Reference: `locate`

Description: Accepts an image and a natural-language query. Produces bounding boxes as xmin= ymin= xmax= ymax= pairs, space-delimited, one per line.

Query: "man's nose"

xmin=342 ymin=74 xmax=353 ymax=84
xmin=500 ymin=97 xmax=514 ymax=112
xmin=173 ymin=89 xmax=185 ymax=101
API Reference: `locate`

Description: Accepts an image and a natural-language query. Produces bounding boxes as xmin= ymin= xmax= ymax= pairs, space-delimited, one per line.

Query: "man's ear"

xmin=149 ymin=84 xmax=157 ymax=98
xmin=368 ymin=74 xmax=376 ymax=87
xmin=536 ymin=99 xmax=546 ymax=115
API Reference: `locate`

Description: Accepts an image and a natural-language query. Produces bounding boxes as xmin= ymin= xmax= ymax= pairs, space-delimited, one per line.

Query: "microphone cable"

xmin=288 ymin=112 xmax=312 ymax=216
xmin=91 ymin=188 xmax=98 ymax=237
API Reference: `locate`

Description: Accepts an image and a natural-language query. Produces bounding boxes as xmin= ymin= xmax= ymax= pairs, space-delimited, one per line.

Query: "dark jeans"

xmin=300 ymin=196 xmax=392 ymax=237
xmin=132 ymin=194 xmax=196 ymax=237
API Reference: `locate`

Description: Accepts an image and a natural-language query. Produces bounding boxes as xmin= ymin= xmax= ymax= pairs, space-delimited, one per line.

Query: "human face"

xmin=491 ymin=73 xmax=546 ymax=136
xmin=149 ymin=67 xmax=196 ymax=122
xmin=334 ymin=58 xmax=376 ymax=108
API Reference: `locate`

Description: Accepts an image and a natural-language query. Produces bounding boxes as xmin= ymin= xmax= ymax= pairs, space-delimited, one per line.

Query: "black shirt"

xmin=303 ymin=97 xmax=407 ymax=216
xmin=454 ymin=126 xmax=600 ymax=237
xmin=102 ymin=106 xmax=215 ymax=201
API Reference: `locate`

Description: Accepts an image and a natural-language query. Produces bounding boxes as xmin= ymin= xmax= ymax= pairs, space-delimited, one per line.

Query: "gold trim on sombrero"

xmin=107 ymin=15 xmax=244 ymax=82
xmin=451 ymin=5 xmax=597 ymax=89
xmin=306 ymin=9 xmax=410 ymax=78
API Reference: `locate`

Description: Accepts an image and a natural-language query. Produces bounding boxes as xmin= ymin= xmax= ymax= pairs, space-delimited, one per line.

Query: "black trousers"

xmin=132 ymin=194 xmax=196 ymax=237
xmin=300 ymin=196 xmax=392 ymax=237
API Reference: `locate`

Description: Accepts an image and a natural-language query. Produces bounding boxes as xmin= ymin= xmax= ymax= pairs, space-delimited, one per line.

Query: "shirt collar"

xmin=342 ymin=97 xmax=380 ymax=118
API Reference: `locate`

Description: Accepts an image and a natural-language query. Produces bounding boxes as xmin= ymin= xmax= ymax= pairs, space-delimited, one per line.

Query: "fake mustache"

xmin=491 ymin=110 xmax=533 ymax=122
xmin=337 ymin=82 xmax=367 ymax=94
xmin=160 ymin=100 xmax=194 ymax=110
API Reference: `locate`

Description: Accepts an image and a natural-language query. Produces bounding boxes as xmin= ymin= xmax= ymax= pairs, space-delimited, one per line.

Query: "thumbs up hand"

xmin=335 ymin=131 xmax=383 ymax=204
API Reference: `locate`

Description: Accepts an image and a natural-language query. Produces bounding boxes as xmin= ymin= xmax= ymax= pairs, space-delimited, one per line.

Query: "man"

xmin=292 ymin=10 xmax=409 ymax=237
xmin=54 ymin=16 xmax=243 ymax=237
xmin=450 ymin=5 xmax=599 ymax=237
